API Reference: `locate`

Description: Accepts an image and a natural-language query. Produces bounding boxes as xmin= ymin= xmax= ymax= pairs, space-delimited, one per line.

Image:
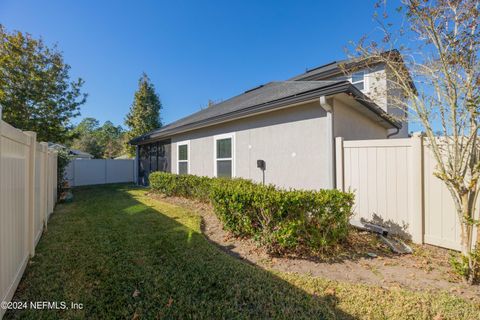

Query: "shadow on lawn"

xmin=7 ymin=184 xmax=357 ymax=320
xmin=164 ymin=193 xmax=399 ymax=265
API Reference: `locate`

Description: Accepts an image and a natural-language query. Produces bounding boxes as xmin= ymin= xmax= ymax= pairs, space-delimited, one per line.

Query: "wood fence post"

xmin=410 ymin=133 xmax=424 ymax=244
xmin=24 ymin=132 xmax=37 ymax=257
xmin=335 ymin=137 xmax=344 ymax=191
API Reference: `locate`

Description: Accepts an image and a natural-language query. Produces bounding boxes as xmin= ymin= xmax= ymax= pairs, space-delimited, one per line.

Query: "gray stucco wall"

xmin=333 ymin=98 xmax=388 ymax=140
xmin=167 ymin=98 xmax=389 ymax=190
xmin=171 ymin=101 xmax=332 ymax=190
xmin=330 ymin=64 xmax=408 ymax=138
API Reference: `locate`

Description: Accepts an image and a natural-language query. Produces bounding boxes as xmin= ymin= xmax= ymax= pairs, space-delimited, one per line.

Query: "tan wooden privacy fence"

xmin=336 ymin=135 xmax=477 ymax=251
xmin=0 ymin=119 xmax=57 ymax=318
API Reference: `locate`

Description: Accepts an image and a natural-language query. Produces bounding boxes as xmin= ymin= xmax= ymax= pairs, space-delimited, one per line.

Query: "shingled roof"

xmin=289 ymin=59 xmax=352 ymax=81
xmin=130 ymin=78 xmax=401 ymax=144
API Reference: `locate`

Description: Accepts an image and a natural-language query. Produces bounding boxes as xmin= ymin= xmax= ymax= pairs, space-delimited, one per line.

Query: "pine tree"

xmin=124 ymin=73 xmax=162 ymax=156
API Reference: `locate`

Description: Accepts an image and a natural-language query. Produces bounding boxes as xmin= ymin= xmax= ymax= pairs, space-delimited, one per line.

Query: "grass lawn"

xmin=6 ymin=184 xmax=480 ymax=319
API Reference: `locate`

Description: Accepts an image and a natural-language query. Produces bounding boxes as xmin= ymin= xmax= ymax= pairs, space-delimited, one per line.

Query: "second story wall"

xmin=326 ymin=64 xmax=408 ymax=138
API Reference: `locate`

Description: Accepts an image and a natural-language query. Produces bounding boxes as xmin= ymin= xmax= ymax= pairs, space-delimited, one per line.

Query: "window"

xmin=351 ymin=71 xmax=365 ymax=91
xmin=177 ymin=141 xmax=189 ymax=175
xmin=214 ymin=133 xmax=235 ymax=178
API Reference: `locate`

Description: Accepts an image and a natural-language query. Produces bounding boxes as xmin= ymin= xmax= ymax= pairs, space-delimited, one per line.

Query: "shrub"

xmin=149 ymin=171 xmax=212 ymax=202
xmin=450 ymin=248 xmax=480 ymax=284
xmin=209 ymin=180 xmax=354 ymax=253
xmin=149 ymin=171 xmax=354 ymax=253
xmin=56 ymin=149 xmax=72 ymax=200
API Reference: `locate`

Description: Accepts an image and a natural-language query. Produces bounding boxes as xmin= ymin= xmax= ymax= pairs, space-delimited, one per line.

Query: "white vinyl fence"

xmin=65 ymin=159 xmax=135 ymax=187
xmin=336 ymin=135 xmax=477 ymax=251
xmin=0 ymin=119 xmax=57 ymax=318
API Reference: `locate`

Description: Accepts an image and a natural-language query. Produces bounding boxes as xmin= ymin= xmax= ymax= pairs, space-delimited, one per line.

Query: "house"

xmin=69 ymin=149 xmax=94 ymax=160
xmin=48 ymin=143 xmax=94 ymax=159
xmin=130 ymin=52 xmax=410 ymax=189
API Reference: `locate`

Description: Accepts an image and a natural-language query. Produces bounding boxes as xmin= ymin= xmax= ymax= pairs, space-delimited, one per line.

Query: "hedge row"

xmin=150 ymin=171 xmax=212 ymax=202
xmin=149 ymin=172 xmax=354 ymax=253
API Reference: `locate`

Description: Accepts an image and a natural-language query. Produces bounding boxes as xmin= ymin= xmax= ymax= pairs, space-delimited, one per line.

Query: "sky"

xmin=0 ymin=0 xmax=405 ymax=128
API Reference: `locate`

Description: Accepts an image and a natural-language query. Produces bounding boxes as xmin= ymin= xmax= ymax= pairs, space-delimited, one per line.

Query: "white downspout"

xmin=319 ymin=96 xmax=335 ymax=189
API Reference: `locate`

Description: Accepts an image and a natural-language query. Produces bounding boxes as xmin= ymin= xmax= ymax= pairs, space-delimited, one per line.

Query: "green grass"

xmin=6 ymin=184 xmax=480 ymax=319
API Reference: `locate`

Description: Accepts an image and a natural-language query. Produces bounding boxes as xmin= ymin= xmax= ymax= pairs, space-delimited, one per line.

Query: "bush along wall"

xmin=149 ymin=171 xmax=354 ymax=254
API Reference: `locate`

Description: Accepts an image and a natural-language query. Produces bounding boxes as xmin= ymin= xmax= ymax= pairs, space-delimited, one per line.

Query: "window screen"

xmin=177 ymin=143 xmax=189 ymax=175
xmin=216 ymin=160 xmax=232 ymax=178
xmin=178 ymin=162 xmax=188 ymax=175
xmin=178 ymin=144 xmax=188 ymax=161
xmin=216 ymin=138 xmax=232 ymax=158
xmin=215 ymin=137 xmax=232 ymax=178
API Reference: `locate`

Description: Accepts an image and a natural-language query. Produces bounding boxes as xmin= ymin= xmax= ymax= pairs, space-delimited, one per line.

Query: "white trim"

xmin=213 ymin=133 xmax=235 ymax=177
xmin=176 ymin=140 xmax=190 ymax=174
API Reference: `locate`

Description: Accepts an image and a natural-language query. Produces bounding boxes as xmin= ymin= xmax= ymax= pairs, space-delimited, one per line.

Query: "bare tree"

xmin=350 ymin=0 xmax=480 ymax=283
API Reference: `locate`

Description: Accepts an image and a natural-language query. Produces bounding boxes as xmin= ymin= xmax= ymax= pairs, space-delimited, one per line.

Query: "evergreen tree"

xmin=124 ymin=73 xmax=162 ymax=156
xmin=0 ymin=25 xmax=86 ymax=143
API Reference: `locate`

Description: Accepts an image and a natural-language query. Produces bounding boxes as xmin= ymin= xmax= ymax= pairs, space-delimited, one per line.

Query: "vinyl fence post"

xmin=410 ymin=133 xmax=424 ymax=244
xmin=25 ymin=132 xmax=37 ymax=257
xmin=53 ymin=151 xmax=58 ymax=203
xmin=335 ymin=137 xmax=344 ymax=191
xmin=40 ymin=142 xmax=49 ymax=229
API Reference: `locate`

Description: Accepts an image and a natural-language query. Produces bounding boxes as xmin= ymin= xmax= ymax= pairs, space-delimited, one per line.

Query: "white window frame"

xmin=350 ymin=71 xmax=368 ymax=92
xmin=176 ymin=140 xmax=190 ymax=175
xmin=213 ymin=133 xmax=235 ymax=178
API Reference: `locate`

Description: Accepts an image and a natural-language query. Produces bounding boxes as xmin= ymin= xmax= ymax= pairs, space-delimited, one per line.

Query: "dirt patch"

xmin=149 ymin=193 xmax=480 ymax=301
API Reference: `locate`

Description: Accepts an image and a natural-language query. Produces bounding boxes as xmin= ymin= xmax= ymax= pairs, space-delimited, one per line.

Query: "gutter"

xmin=131 ymin=82 xmax=401 ymax=145
xmin=387 ymin=127 xmax=400 ymax=138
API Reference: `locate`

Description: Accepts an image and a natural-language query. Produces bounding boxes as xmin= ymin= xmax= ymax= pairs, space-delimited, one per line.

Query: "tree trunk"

xmin=459 ymin=193 xmax=477 ymax=284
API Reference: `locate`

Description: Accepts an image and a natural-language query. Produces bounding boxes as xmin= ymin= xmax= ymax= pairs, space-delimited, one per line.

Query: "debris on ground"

xmin=350 ymin=219 xmax=413 ymax=254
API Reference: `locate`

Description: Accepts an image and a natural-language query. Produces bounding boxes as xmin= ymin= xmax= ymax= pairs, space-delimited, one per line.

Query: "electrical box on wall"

xmin=257 ymin=159 xmax=266 ymax=171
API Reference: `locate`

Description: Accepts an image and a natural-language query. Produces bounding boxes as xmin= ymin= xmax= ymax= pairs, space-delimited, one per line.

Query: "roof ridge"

xmin=305 ymin=61 xmax=338 ymax=73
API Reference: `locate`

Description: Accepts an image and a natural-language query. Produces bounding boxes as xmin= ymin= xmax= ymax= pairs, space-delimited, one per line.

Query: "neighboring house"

xmin=130 ymin=52 xmax=410 ymax=189
xmin=69 ymin=149 xmax=94 ymax=159
xmin=48 ymin=143 xmax=94 ymax=159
